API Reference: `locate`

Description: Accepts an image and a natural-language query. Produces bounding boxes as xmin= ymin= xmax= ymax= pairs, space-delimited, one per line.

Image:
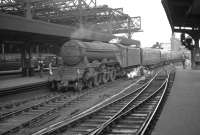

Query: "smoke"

xmin=127 ymin=70 xmax=138 ymax=79
xmin=109 ymin=37 xmax=122 ymax=44
xmin=71 ymin=25 xmax=94 ymax=40
xmin=127 ymin=67 xmax=141 ymax=79
xmin=127 ymin=67 xmax=152 ymax=79
xmin=70 ymin=23 xmax=112 ymax=40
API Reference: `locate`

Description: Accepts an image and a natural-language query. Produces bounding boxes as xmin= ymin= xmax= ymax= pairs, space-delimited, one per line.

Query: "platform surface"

xmin=152 ymin=69 xmax=200 ymax=135
xmin=0 ymin=74 xmax=49 ymax=90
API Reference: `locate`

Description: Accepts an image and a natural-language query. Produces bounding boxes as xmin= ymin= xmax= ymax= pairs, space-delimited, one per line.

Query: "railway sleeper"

xmin=36 ymin=107 xmax=56 ymax=111
xmin=86 ymin=117 xmax=110 ymax=122
xmin=83 ymin=119 xmax=108 ymax=123
xmin=105 ymin=106 xmax=125 ymax=111
xmin=104 ymin=133 xmax=135 ymax=135
xmin=136 ymin=96 xmax=153 ymax=101
xmin=79 ymin=122 xmax=100 ymax=127
xmin=106 ymin=106 xmax=125 ymax=110
xmin=0 ymin=124 xmax=18 ymax=133
xmin=117 ymin=119 xmax=144 ymax=125
xmin=120 ymin=116 xmax=146 ymax=121
xmin=138 ymin=105 xmax=155 ymax=110
xmin=124 ymin=116 xmax=147 ymax=121
xmin=28 ymin=113 xmax=59 ymax=128
xmin=109 ymin=128 xmax=138 ymax=134
xmin=102 ymin=108 xmax=121 ymax=112
xmin=96 ymin=112 xmax=117 ymax=116
xmin=41 ymin=105 xmax=59 ymax=108
xmin=68 ymin=129 xmax=89 ymax=134
xmin=121 ymin=96 xmax=138 ymax=101
xmin=146 ymin=100 xmax=158 ymax=104
xmin=72 ymin=125 xmax=97 ymax=131
xmin=155 ymin=76 xmax=167 ymax=80
xmin=114 ymin=124 xmax=140 ymax=129
xmin=135 ymin=108 xmax=155 ymax=113
xmin=31 ymin=107 xmax=52 ymax=112
xmin=115 ymin=100 xmax=135 ymax=104
xmin=129 ymin=113 xmax=148 ymax=117
xmin=98 ymin=109 xmax=118 ymax=114
xmin=0 ymin=126 xmax=21 ymax=135
xmin=47 ymin=102 xmax=65 ymax=106
xmin=73 ymin=123 xmax=99 ymax=130
xmin=132 ymin=110 xmax=152 ymax=114
xmin=112 ymin=103 xmax=131 ymax=106
xmin=94 ymin=115 xmax=113 ymax=119
xmin=51 ymin=101 xmax=66 ymax=104
xmin=5 ymin=116 xmax=33 ymax=124
xmin=28 ymin=110 xmax=49 ymax=115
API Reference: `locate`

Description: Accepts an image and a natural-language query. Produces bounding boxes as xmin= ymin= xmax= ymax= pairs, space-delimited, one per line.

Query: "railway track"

xmin=0 ymin=93 xmax=70 ymax=134
xmin=0 ymin=87 xmax=104 ymax=135
xmin=0 ymin=92 xmax=60 ymax=118
xmin=0 ymin=73 xmax=152 ymax=135
xmin=32 ymin=67 xmax=172 ymax=135
xmin=0 ymin=81 xmax=49 ymax=96
xmin=90 ymin=71 xmax=173 ymax=135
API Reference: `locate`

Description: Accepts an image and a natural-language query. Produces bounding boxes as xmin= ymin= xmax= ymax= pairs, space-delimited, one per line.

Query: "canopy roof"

xmin=162 ymin=0 xmax=200 ymax=33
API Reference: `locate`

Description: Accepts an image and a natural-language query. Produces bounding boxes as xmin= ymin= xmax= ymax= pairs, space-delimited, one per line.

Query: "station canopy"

xmin=0 ymin=0 xmax=141 ymax=44
xmin=0 ymin=0 xmax=141 ymax=37
xmin=162 ymin=0 xmax=200 ymax=33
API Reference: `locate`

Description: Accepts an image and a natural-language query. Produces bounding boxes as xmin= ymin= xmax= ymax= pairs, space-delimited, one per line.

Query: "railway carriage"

xmin=169 ymin=51 xmax=184 ymax=62
xmin=161 ymin=50 xmax=171 ymax=64
xmin=141 ymin=48 xmax=161 ymax=67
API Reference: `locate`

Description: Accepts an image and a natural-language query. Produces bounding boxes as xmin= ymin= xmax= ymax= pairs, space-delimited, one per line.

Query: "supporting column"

xmin=191 ymin=48 xmax=195 ymax=69
xmin=25 ymin=0 xmax=32 ymax=19
xmin=21 ymin=42 xmax=34 ymax=76
xmin=36 ymin=45 xmax=39 ymax=57
xmin=1 ymin=42 xmax=5 ymax=62
xmin=78 ymin=0 xmax=83 ymax=27
xmin=128 ymin=17 xmax=131 ymax=39
xmin=193 ymin=37 xmax=200 ymax=69
xmin=108 ymin=9 xmax=113 ymax=35
xmin=21 ymin=44 xmax=26 ymax=76
xmin=27 ymin=43 xmax=34 ymax=76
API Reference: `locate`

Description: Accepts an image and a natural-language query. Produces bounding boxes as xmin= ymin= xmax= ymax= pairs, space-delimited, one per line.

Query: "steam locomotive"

xmin=49 ymin=40 xmax=184 ymax=91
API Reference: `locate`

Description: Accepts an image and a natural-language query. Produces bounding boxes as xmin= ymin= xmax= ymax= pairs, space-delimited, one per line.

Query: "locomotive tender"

xmin=49 ymin=40 xmax=184 ymax=91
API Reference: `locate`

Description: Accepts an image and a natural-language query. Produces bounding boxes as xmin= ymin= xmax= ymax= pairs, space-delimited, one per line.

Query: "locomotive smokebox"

xmin=60 ymin=40 xmax=119 ymax=66
xmin=61 ymin=40 xmax=83 ymax=66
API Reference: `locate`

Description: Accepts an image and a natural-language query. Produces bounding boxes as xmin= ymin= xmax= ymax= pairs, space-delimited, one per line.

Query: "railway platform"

xmin=0 ymin=73 xmax=49 ymax=92
xmin=152 ymin=69 xmax=200 ymax=135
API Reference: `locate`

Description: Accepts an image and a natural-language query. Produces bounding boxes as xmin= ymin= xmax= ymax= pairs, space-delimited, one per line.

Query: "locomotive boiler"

xmin=60 ymin=40 xmax=120 ymax=66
